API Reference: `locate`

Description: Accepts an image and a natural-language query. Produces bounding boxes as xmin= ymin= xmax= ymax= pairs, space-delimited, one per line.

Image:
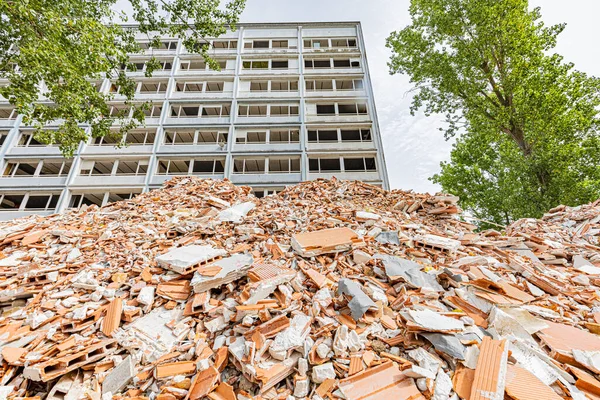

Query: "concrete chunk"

xmin=156 ymin=245 xmax=227 ymax=274
xmin=102 ymin=356 xmax=135 ymax=395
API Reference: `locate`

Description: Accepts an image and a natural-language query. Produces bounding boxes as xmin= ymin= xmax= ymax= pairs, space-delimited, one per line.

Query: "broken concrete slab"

xmin=191 ymin=253 xmax=253 ymax=293
xmin=156 ymin=245 xmax=228 ymax=274
xmin=337 ymin=278 xmax=377 ymax=320
xmin=102 ymin=356 xmax=134 ymax=395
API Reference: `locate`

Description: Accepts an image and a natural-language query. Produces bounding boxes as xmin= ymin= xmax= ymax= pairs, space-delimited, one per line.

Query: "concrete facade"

xmin=0 ymin=22 xmax=389 ymax=220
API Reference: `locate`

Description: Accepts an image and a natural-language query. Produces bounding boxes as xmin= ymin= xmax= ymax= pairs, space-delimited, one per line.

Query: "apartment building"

xmin=0 ymin=22 xmax=389 ymax=220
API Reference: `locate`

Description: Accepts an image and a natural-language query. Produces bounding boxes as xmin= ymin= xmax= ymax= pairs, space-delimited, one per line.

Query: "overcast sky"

xmin=237 ymin=0 xmax=600 ymax=193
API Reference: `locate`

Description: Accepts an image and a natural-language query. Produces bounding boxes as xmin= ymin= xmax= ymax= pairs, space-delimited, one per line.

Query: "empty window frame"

xmin=268 ymin=158 xmax=300 ymax=173
xmin=0 ymin=131 xmax=8 ymax=147
xmin=304 ymin=59 xmax=331 ymax=69
xmin=233 ymin=158 xmax=265 ymax=174
xmin=108 ymin=104 xmax=132 ymax=118
xmin=331 ymin=38 xmax=357 ymax=48
xmin=170 ymin=104 xmax=230 ymax=118
xmin=69 ymin=192 xmax=141 ymax=209
xmin=178 ymin=60 xmax=207 ymax=71
xmin=271 ymin=60 xmax=288 ymax=69
xmin=305 ymin=79 xmax=334 ymax=91
xmin=157 ymin=159 xmax=191 ymax=175
xmin=344 ymin=157 xmax=377 ymax=172
xmin=251 ymin=188 xmax=282 ymax=198
xmin=270 ymin=81 xmax=298 ymax=91
xmin=79 ymin=160 xmax=148 ymax=176
xmin=250 ymin=81 xmax=269 ymax=92
xmin=2 ymin=160 xmax=71 ymax=177
xmin=340 ymin=128 xmax=372 ymax=142
xmin=338 ymin=103 xmax=368 ymax=115
xmin=126 ymin=59 xmax=173 ymax=73
xmin=142 ymin=104 xmax=163 ymax=118
xmin=270 ymin=105 xmax=299 ymax=116
xmin=269 ymin=129 xmax=300 ymax=143
xmin=307 ymin=129 xmax=338 ymax=142
xmin=238 ymin=104 xmax=268 ymax=117
xmin=0 ymin=193 xmax=60 ymax=211
xmin=138 ymin=40 xmax=178 ymax=51
xmin=242 ymin=60 xmax=269 ymax=70
xmin=316 ymin=104 xmax=336 ymax=115
xmin=176 ymin=82 xmax=204 ymax=92
xmin=335 ymin=79 xmax=364 ymax=90
xmin=212 ymin=40 xmax=237 ymax=49
xmin=272 ymin=40 xmax=290 ymax=48
xmin=191 ymin=159 xmax=225 ymax=174
xmin=138 ymin=81 xmax=169 ymax=94
xmin=236 ymin=131 xmax=267 ymax=144
xmin=17 ymin=132 xmax=45 ymax=147
xmin=0 ymin=107 xmax=17 ymax=120
xmin=303 ymin=39 xmax=329 ymax=49
xmin=93 ymin=129 xmax=155 ymax=146
xmin=333 ymin=59 xmax=360 ymax=68
xmin=309 ymin=158 xmax=341 ymax=172
xmin=163 ymin=129 xmax=228 ymax=145
xmin=244 ymin=40 xmax=270 ymax=49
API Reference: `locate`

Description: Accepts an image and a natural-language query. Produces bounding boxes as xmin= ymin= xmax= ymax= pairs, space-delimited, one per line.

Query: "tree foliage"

xmin=0 ymin=0 xmax=245 ymax=156
xmin=387 ymin=0 xmax=600 ymax=226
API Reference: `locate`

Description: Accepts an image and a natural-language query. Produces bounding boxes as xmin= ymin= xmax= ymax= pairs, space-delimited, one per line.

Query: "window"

xmin=0 ymin=193 xmax=60 ymax=211
xmin=142 ymin=104 xmax=163 ymax=118
xmin=0 ymin=194 xmax=25 ymax=210
xmin=303 ymin=39 xmax=329 ymax=49
xmin=138 ymin=81 xmax=168 ymax=94
xmin=18 ymin=132 xmax=44 ymax=147
xmin=307 ymin=129 xmax=338 ymax=142
xmin=176 ymin=82 xmax=203 ymax=92
xmin=309 ymin=158 xmax=341 ymax=172
xmin=69 ymin=192 xmax=141 ymax=208
xmin=212 ymin=40 xmax=237 ymax=49
xmin=270 ymin=129 xmax=300 ymax=143
xmin=129 ymin=59 xmax=173 ymax=72
xmin=69 ymin=193 xmax=104 ymax=208
xmin=79 ymin=160 xmax=148 ymax=176
xmin=238 ymin=105 xmax=267 ymax=117
xmin=201 ymin=105 xmax=230 ymax=117
xmin=2 ymin=160 xmax=71 ymax=177
xmin=270 ymin=105 xmax=299 ymax=116
xmin=268 ymin=158 xmax=300 ymax=173
xmin=0 ymin=107 xmax=17 ymax=120
xmin=171 ymin=105 xmax=199 ymax=117
xmin=196 ymin=131 xmax=228 ymax=145
xmin=272 ymin=40 xmax=289 ymax=49
xmin=249 ymin=40 xmax=269 ymax=49
xmin=191 ymin=159 xmax=225 ymax=174
xmin=138 ymin=40 xmax=177 ymax=51
xmin=108 ymin=104 xmax=131 ymax=118
xmin=271 ymin=60 xmax=288 ymax=69
xmin=0 ymin=131 xmax=8 ymax=147
xmin=251 ymin=188 xmax=282 ymax=198
xmin=157 ymin=159 xmax=191 ymax=175
xmin=39 ymin=161 xmax=71 ymax=176
xmin=233 ymin=158 xmax=265 ymax=174
xmin=205 ymin=82 xmax=224 ymax=92
xmin=333 ymin=59 xmax=351 ymax=68
xmin=338 ymin=103 xmax=368 ymax=115
xmin=305 ymin=80 xmax=334 ymax=91
xmin=179 ymin=60 xmax=207 ymax=71
xmin=242 ymin=60 xmax=269 ymax=70
xmin=344 ymin=157 xmax=377 ymax=172
xmin=92 ymin=129 xmax=155 ymax=146
xmin=304 ymin=59 xmax=331 ymax=69
xmin=316 ymin=104 xmax=336 ymax=115
xmin=250 ymin=81 xmax=269 ymax=92
xmin=335 ymin=79 xmax=364 ymax=91
xmin=331 ymin=38 xmax=357 ymax=48
xmin=341 ymin=129 xmax=371 ymax=142
xmin=271 ymin=81 xmax=298 ymax=91
xmin=236 ymin=131 xmax=267 ymax=144
xmin=164 ymin=130 xmax=228 ymax=145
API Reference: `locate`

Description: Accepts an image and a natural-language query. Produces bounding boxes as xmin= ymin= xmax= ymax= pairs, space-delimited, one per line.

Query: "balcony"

xmin=0 ymin=176 xmax=68 ymax=188
xmin=71 ymin=175 xmax=147 ymax=187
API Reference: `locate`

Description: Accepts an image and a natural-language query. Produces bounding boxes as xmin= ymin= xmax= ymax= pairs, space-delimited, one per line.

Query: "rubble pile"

xmin=0 ymin=177 xmax=599 ymax=400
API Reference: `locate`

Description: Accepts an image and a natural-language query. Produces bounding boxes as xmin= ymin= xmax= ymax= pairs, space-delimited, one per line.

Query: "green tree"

xmin=0 ymin=0 xmax=245 ymax=156
xmin=387 ymin=0 xmax=600 ymax=225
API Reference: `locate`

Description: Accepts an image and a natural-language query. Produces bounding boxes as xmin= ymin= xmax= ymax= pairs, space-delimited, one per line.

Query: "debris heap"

xmin=0 ymin=177 xmax=599 ymax=400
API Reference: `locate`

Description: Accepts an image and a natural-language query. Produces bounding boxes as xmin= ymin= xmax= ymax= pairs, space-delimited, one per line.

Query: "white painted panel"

xmin=244 ymin=28 xmax=298 ymax=38
xmin=302 ymin=27 xmax=357 ymax=37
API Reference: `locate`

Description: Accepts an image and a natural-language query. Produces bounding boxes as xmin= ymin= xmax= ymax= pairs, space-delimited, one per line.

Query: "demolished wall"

xmin=0 ymin=177 xmax=598 ymax=399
